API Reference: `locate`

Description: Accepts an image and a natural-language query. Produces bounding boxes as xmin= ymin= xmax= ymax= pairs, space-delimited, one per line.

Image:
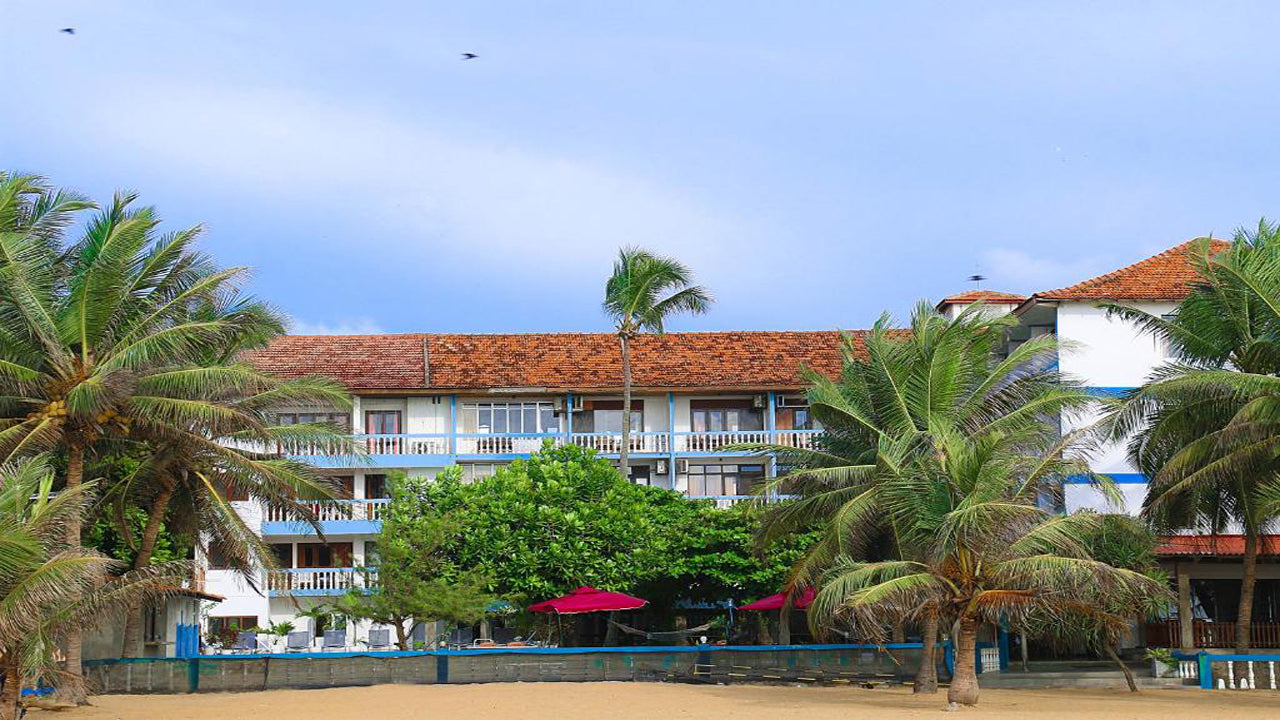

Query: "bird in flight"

xmin=60 ymin=28 xmax=75 ymax=34
xmin=460 ymin=52 xmax=478 ymax=60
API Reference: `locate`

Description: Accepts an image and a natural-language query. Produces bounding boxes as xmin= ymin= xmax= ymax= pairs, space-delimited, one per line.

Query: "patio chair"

xmin=285 ymin=631 xmax=311 ymax=652
xmin=233 ymin=631 xmax=258 ymax=654
xmin=365 ymin=629 xmax=391 ymax=650
xmin=322 ymin=630 xmax=347 ymax=651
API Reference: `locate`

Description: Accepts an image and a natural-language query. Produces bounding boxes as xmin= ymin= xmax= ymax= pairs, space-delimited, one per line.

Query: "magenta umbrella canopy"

xmin=528 ymin=586 xmax=649 ymax=615
xmin=738 ymin=587 xmax=817 ymax=611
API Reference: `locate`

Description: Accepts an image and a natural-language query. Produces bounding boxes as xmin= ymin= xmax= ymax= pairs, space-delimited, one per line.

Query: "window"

xmin=572 ymin=400 xmax=643 ymax=433
xmin=686 ymin=464 xmax=765 ymax=497
xmin=143 ymin=603 xmax=163 ymax=643
xmin=365 ymin=410 xmax=401 ymax=435
xmin=363 ymin=541 xmax=381 ymax=567
xmin=690 ymin=399 xmax=763 ymax=433
xmin=276 ymin=411 xmax=350 ymax=430
xmin=775 ymin=397 xmax=815 ymax=431
xmin=364 ymin=474 xmax=389 ymax=499
xmin=461 ymin=402 xmax=559 ymax=434
xmin=208 ymin=616 xmax=258 ymax=637
xmin=270 ymin=543 xmax=293 ymax=569
xmin=297 ymin=542 xmax=353 ymax=568
xmin=461 ymin=463 xmax=506 ymax=483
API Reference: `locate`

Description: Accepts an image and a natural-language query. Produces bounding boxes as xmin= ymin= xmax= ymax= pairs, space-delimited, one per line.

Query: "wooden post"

xmin=1178 ymin=563 xmax=1195 ymax=652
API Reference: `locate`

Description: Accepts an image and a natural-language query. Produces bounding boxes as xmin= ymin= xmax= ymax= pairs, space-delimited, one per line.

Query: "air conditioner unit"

xmin=676 ymin=459 xmax=688 ymax=474
xmin=656 ymin=460 xmax=668 ymax=475
xmin=752 ymin=394 xmax=765 ymax=409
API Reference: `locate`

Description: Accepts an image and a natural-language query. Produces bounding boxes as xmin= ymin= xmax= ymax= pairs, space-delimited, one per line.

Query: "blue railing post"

xmin=1198 ymin=651 xmax=1212 ymax=689
xmin=667 ymin=392 xmax=677 ymax=488
xmin=448 ymin=395 xmax=457 ymax=457
xmin=563 ymin=393 xmax=573 ymax=445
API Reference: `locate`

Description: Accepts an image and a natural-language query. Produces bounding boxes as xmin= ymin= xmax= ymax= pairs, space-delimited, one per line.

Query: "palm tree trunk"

xmin=60 ymin=438 xmax=87 ymax=704
xmin=122 ymin=479 xmax=177 ymax=657
xmin=913 ymin=612 xmax=939 ymax=694
xmin=1104 ymin=644 xmax=1138 ymax=692
xmin=618 ymin=333 xmax=632 ymax=480
xmin=947 ymin=618 xmax=979 ymax=707
xmin=1232 ymin=529 xmax=1259 ymax=683
xmin=1236 ymin=529 xmax=1258 ymax=653
xmin=1 ymin=654 xmax=21 ymax=720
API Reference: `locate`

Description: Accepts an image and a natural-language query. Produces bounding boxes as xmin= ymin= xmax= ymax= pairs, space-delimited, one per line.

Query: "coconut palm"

xmin=750 ymin=302 xmax=1104 ymax=694
xmin=1104 ymin=224 xmax=1280 ymax=656
xmin=809 ymin=436 xmax=1165 ymax=707
xmin=0 ymin=456 xmax=185 ymax=720
xmin=603 ymin=248 xmax=711 ymax=478
xmin=0 ymin=173 xmax=288 ymax=694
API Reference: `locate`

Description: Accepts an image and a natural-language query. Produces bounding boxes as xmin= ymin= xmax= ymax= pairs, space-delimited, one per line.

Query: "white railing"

xmin=278 ymin=430 xmax=823 ymax=458
xmin=570 ymin=432 xmax=669 ymax=454
xmin=266 ymin=567 xmax=377 ymax=594
xmin=264 ymin=499 xmax=389 ymax=524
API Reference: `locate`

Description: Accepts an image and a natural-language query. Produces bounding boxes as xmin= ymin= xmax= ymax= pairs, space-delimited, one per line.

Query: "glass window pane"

xmin=478 ymin=407 xmax=491 ymax=432
xmin=524 ymin=407 xmax=537 ymax=433
xmin=540 ymin=407 xmax=559 ymax=433
xmin=492 ymin=407 xmax=508 ymax=433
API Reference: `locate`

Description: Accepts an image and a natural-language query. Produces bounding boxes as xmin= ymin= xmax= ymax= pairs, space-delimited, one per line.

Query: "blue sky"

xmin=4 ymin=2 xmax=1279 ymax=334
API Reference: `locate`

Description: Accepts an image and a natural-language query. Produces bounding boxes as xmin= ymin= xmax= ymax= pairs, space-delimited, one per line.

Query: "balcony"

xmin=284 ymin=429 xmax=821 ymax=465
xmin=266 ymin=567 xmax=379 ymax=597
xmin=261 ymin=499 xmax=389 ymax=536
xmin=1145 ymin=619 xmax=1280 ymax=648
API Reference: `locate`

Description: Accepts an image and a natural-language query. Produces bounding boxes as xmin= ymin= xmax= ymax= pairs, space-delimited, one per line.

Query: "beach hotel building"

xmin=198 ymin=239 xmax=1277 ymax=652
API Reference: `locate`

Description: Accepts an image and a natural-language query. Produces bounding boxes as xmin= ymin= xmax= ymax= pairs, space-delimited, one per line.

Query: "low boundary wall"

xmin=84 ymin=643 xmax=936 ymax=695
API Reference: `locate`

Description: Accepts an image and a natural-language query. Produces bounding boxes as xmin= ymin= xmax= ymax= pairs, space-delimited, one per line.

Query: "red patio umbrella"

xmin=528 ymin=586 xmax=649 ymax=615
xmin=738 ymin=587 xmax=817 ymax=611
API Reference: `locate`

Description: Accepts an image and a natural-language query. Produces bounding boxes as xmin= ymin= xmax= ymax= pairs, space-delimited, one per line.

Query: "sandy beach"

xmin=38 ymin=682 xmax=1280 ymax=719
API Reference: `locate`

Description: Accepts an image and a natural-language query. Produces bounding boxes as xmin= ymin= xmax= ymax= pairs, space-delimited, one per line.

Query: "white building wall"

xmin=406 ymin=396 xmax=448 ymax=433
xmin=1054 ymin=301 xmax=1177 ymax=516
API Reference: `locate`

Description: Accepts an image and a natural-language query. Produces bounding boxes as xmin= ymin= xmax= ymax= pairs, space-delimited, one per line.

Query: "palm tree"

xmin=750 ymin=303 xmax=1104 ymax=695
xmin=809 ymin=439 xmax=1165 ymax=707
xmin=0 ymin=173 xmax=277 ymax=695
xmin=1104 ymin=224 xmax=1280 ymax=657
xmin=0 ymin=456 xmax=185 ymax=720
xmin=603 ymin=248 xmax=711 ymax=478
xmin=104 ymin=295 xmax=354 ymax=657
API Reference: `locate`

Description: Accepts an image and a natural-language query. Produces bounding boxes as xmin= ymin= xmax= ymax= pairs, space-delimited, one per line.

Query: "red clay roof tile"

xmin=246 ymin=330 xmax=869 ymax=392
xmin=1156 ymin=534 xmax=1280 ymax=557
xmin=1030 ymin=238 xmax=1229 ymax=303
xmin=935 ymin=290 xmax=1027 ymax=309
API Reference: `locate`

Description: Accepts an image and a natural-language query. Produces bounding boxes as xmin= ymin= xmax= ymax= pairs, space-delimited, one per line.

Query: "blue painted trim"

xmin=563 ymin=393 xmax=572 ymax=444
xmin=1065 ymin=473 xmax=1148 ymax=484
xmin=261 ymin=520 xmax=381 ymax=535
xmin=1199 ymin=652 xmax=1212 ymax=689
xmin=449 ymin=395 xmax=457 ymax=455
xmin=997 ymin=617 xmax=1010 ymax=671
xmin=90 ymin=642 xmax=929 ymax=664
xmin=667 ymin=392 xmax=677 ymax=487
xmin=1084 ymin=387 xmax=1136 ymax=398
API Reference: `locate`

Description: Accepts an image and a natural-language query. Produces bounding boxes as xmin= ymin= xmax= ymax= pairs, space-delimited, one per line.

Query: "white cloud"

xmin=289 ymin=317 xmax=385 ymax=335
xmin=80 ymin=82 xmax=766 ymax=283
xmin=980 ymin=247 xmax=1109 ymax=292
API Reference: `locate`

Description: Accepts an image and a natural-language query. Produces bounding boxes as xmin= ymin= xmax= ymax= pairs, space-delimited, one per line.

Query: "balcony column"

xmin=564 ymin=393 xmax=573 ymax=445
xmin=667 ymin=392 xmax=677 ymax=488
xmin=766 ymin=391 xmax=777 ymax=482
xmin=449 ymin=395 xmax=457 ymax=457
xmin=1177 ymin=562 xmax=1195 ymax=652
xmin=352 ymin=396 xmax=363 ymax=433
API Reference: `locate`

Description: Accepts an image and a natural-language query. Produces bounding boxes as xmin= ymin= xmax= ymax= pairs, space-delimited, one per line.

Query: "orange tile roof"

xmin=1156 ymin=534 xmax=1280 ymax=557
xmin=246 ymin=330 xmax=869 ymax=392
xmin=1029 ymin=238 xmax=1229 ymax=303
xmin=935 ymin=290 xmax=1027 ymax=309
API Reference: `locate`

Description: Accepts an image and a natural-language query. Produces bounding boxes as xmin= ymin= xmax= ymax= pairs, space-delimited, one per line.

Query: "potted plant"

xmin=254 ymin=621 xmax=295 ymax=652
xmin=1146 ymin=647 xmax=1177 ymax=678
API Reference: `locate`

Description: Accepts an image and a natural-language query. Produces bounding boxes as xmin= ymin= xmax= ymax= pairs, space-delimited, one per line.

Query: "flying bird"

xmin=460 ymin=52 xmax=478 ymax=60
xmin=60 ymin=28 xmax=75 ymax=34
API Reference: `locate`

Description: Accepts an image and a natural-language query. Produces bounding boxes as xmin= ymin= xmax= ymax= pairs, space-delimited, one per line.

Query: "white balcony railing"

xmin=280 ymin=430 xmax=821 ymax=458
xmin=267 ymin=567 xmax=378 ymax=595
xmin=264 ymin=499 xmax=390 ymax=524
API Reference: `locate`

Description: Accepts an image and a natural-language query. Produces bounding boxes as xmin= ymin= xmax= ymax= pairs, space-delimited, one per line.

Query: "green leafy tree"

xmin=603 ymin=247 xmax=711 ymax=477
xmin=0 ymin=456 xmax=185 ymax=720
xmin=424 ymin=443 xmax=684 ymax=603
xmin=336 ymin=472 xmax=492 ymax=650
xmin=1104 ymin=225 xmax=1280 ymax=657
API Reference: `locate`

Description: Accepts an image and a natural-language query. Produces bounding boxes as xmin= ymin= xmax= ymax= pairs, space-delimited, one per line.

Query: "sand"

xmin=34 ymin=682 xmax=1280 ymax=719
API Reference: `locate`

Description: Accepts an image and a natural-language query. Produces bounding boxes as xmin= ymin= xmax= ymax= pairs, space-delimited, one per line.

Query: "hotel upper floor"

xmin=244 ymin=330 xmax=866 ymax=471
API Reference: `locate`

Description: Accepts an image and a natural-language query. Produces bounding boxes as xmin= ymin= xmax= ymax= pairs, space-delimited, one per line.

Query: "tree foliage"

xmin=333 ymin=472 xmax=492 ymax=650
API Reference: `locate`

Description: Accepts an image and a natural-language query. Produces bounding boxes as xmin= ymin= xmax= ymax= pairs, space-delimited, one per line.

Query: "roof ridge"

xmin=1028 ymin=236 xmax=1228 ymax=303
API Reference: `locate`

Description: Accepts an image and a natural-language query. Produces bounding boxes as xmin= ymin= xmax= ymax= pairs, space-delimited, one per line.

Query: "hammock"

xmin=609 ymin=620 xmax=715 ymax=643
